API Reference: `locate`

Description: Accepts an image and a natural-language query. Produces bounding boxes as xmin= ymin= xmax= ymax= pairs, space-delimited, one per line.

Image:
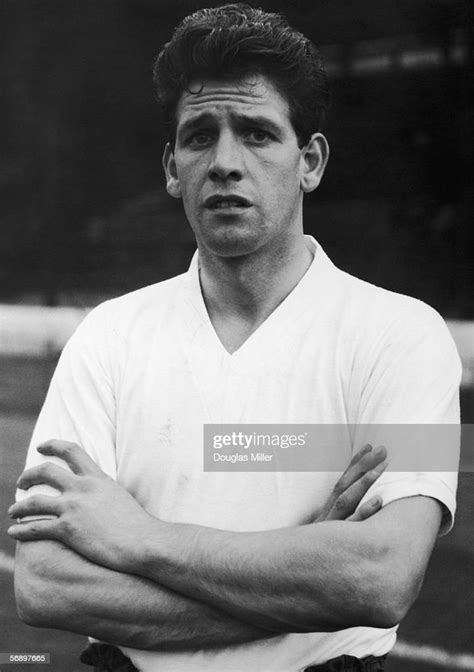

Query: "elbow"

xmin=15 ymin=576 xmax=56 ymax=629
xmin=15 ymin=588 xmax=41 ymax=627
xmin=366 ymin=601 xmax=406 ymax=630
xmin=362 ymin=566 xmax=423 ymax=629
xmin=14 ymin=570 xmax=49 ymax=627
xmin=14 ymin=542 xmax=62 ymax=628
xmin=368 ymin=598 xmax=414 ymax=630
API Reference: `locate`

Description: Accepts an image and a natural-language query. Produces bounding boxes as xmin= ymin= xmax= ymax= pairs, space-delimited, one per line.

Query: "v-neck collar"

xmin=181 ymin=235 xmax=333 ymax=362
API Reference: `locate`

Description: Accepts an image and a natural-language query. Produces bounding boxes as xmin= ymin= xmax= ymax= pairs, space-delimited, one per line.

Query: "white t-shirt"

xmin=20 ymin=237 xmax=461 ymax=671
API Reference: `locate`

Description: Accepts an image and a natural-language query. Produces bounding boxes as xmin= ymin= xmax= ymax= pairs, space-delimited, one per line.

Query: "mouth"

xmin=204 ymin=195 xmax=252 ymax=210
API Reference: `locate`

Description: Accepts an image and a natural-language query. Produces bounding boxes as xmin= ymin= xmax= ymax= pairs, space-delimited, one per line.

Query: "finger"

xmin=37 ymin=440 xmax=99 ymax=476
xmin=7 ymin=519 xmax=59 ymax=542
xmin=346 ymin=443 xmax=372 ymax=468
xmin=8 ymin=495 xmax=61 ymax=520
xmin=348 ymin=496 xmax=382 ymax=522
xmin=357 ymin=445 xmax=387 ymax=472
xmin=318 ymin=445 xmax=373 ymax=516
xmin=310 ymin=446 xmax=387 ymax=523
xmin=326 ymin=461 xmax=388 ymax=520
xmin=17 ymin=462 xmax=73 ymax=492
xmin=333 ymin=445 xmax=387 ymax=497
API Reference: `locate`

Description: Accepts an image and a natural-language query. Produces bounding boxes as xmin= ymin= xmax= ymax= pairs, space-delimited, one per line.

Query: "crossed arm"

xmin=8 ymin=441 xmax=442 ymax=650
xmin=14 ymin=539 xmax=274 ymax=650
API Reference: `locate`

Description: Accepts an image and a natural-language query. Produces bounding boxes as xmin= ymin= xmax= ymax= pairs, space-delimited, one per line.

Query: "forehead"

xmin=175 ymin=75 xmax=291 ymax=127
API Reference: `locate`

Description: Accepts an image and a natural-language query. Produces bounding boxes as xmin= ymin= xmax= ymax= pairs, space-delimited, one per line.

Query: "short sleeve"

xmin=352 ymin=302 xmax=462 ymax=535
xmin=16 ymin=302 xmax=118 ymax=502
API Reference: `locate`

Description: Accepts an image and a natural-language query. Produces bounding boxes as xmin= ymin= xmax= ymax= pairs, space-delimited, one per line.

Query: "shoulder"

xmin=331 ymin=265 xmax=455 ymax=349
xmin=73 ymin=273 xmax=187 ymax=343
xmin=320 ymin=265 xmax=462 ymax=404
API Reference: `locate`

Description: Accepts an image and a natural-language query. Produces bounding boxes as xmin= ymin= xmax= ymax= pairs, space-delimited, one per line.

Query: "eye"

xmin=245 ymin=128 xmax=273 ymax=144
xmin=188 ymin=132 xmax=213 ymax=148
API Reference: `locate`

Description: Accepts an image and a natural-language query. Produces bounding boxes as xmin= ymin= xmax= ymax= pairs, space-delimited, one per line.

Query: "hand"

xmin=303 ymin=444 xmax=387 ymax=524
xmin=8 ymin=440 xmax=158 ymax=573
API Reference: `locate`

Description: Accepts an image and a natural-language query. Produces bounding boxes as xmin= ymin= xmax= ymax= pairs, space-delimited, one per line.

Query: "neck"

xmin=198 ymin=233 xmax=313 ymax=329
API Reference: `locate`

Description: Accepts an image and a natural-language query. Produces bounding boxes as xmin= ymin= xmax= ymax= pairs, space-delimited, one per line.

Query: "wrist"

xmin=123 ymin=514 xmax=168 ymax=575
xmin=134 ymin=519 xmax=208 ymax=589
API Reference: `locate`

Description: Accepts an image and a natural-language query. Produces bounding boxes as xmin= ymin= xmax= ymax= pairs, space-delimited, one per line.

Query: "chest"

xmin=112 ymin=315 xmax=357 ymax=528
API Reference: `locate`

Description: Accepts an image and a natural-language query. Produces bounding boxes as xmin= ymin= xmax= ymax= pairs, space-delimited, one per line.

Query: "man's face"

xmin=163 ymin=74 xmax=326 ymax=258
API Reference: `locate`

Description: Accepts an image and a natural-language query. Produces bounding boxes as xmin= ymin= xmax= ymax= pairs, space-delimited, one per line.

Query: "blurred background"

xmin=0 ymin=0 xmax=473 ymax=671
xmin=0 ymin=0 xmax=472 ymax=311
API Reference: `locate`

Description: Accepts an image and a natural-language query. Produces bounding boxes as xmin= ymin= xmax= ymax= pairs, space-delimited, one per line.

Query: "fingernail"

xmin=371 ymin=496 xmax=381 ymax=507
xmin=7 ymin=506 xmax=13 ymax=515
xmin=374 ymin=446 xmax=386 ymax=455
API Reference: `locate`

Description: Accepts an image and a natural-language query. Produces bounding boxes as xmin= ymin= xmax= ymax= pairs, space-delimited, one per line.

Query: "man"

xmin=8 ymin=4 xmax=461 ymax=672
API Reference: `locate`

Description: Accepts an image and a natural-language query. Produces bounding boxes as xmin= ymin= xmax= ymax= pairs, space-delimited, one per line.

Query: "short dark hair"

xmin=153 ymin=3 xmax=330 ymax=147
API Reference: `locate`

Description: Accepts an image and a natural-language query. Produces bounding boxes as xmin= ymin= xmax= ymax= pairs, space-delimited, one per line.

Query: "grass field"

xmin=1 ymin=356 xmax=473 ymax=672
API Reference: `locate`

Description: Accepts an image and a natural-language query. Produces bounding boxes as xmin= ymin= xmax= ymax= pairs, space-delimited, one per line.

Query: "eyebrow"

xmin=235 ymin=114 xmax=283 ymax=136
xmin=177 ymin=112 xmax=284 ymax=140
xmin=177 ymin=113 xmax=215 ymax=139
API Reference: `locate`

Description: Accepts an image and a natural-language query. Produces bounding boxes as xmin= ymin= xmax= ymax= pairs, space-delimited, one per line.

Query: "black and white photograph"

xmin=0 ymin=1 xmax=472 ymax=671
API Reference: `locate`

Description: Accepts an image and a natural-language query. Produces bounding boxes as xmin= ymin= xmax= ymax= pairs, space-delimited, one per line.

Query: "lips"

xmin=204 ymin=194 xmax=252 ymax=209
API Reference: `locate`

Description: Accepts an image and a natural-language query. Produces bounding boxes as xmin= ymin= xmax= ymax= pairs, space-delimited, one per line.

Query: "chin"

xmin=200 ymin=230 xmax=266 ymax=258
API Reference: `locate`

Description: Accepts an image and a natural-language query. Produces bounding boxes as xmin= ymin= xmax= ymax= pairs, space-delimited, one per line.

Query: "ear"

xmin=162 ymin=143 xmax=182 ymax=199
xmin=300 ymin=133 xmax=330 ymax=193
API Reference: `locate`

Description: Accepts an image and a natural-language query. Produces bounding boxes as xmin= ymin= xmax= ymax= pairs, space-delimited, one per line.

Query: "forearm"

xmin=131 ymin=499 xmax=440 ymax=633
xmin=11 ymin=444 xmax=439 ymax=637
xmin=133 ymin=520 xmax=385 ymax=633
xmin=14 ymin=540 xmax=275 ymax=650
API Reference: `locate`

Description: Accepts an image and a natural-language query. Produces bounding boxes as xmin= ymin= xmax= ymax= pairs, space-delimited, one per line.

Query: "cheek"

xmin=263 ymin=152 xmax=301 ymax=184
xmin=267 ymin=165 xmax=301 ymax=202
xmin=177 ymin=172 xmax=200 ymax=205
xmin=176 ymin=157 xmax=205 ymax=192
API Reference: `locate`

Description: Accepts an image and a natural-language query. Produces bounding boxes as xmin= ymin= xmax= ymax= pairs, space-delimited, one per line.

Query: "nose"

xmin=207 ymin=131 xmax=243 ymax=182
